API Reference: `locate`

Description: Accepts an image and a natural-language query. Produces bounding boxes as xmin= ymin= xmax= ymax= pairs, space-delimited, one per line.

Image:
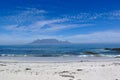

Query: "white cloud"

xmin=5 ymin=25 xmax=26 ymax=31
xmin=88 ymin=10 xmax=120 ymax=20
xmin=108 ymin=10 xmax=120 ymax=19
xmin=62 ymin=10 xmax=120 ymax=22
xmin=3 ymin=9 xmax=120 ymax=34
xmin=5 ymin=18 xmax=93 ymax=33
xmin=1 ymin=8 xmax=46 ymax=25
xmin=1 ymin=30 xmax=120 ymax=45
xmin=67 ymin=31 xmax=120 ymax=43
xmin=0 ymin=34 xmax=64 ymax=45
xmin=1 ymin=9 xmax=120 ymax=44
xmin=44 ymin=24 xmax=94 ymax=31
xmin=30 ymin=18 xmax=68 ymax=29
xmin=5 ymin=18 xmax=68 ymax=31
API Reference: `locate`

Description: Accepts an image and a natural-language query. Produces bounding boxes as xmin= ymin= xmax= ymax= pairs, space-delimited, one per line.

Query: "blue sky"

xmin=0 ymin=0 xmax=120 ymax=44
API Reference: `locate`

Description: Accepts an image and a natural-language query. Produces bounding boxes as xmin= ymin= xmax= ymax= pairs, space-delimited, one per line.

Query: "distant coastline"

xmin=29 ymin=39 xmax=71 ymax=45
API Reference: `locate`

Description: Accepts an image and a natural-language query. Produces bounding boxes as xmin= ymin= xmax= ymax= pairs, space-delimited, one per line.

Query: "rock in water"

xmin=84 ymin=51 xmax=99 ymax=55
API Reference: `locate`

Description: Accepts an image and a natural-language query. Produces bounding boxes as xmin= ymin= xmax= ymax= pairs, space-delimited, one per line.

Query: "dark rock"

xmin=104 ymin=48 xmax=111 ymax=50
xmin=77 ymin=69 xmax=83 ymax=71
xmin=101 ymin=64 xmax=105 ymax=67
xmin=114 ymin=56 xmax=120 ymax=58
xmin=84 ymin=51 xmax=99 ymax=55
xmin=0 ymin=64 xmax=6 ymax=66
xmin=60 ymin=71 xmax=69 ymax=73
xmin=111 ymin=48 xmax=120 ymax=51
xmin=113 ymin=63 xmax=120 ymax=66
xmin=104 ymin=48 xmax=120 ymax=51
xmin=25 ymin=68 xmax=31 ymax=70
xmin=60 ymin=74 xmax=75 ymax=78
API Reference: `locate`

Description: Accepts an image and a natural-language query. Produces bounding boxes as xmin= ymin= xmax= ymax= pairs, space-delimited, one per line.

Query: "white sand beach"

xmin=0 ymin=58 xmax=120 ymax=80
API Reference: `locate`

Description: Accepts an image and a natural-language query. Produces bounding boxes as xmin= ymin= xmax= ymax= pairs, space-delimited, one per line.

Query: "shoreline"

xmin=0 ymin=56 xmax=120 ymax=63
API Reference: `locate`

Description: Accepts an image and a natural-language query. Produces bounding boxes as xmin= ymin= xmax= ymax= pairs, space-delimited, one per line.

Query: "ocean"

xmin=0 ymin=44 xmax=120 ymax=58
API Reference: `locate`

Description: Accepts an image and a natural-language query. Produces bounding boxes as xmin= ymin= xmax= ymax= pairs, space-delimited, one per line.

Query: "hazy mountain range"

xmin=30 ymin=39 xmax=71 ymax=44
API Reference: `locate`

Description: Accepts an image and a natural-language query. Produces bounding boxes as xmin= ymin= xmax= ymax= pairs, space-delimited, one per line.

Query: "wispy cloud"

xmin=62 ymin=10 xmax=120 ymax=22
xmin=1 ymin=8 xmax=47 ymax=25
xmin=3 ymin=9 xmax=120 ymax=33
xmin=107 ymin=10 xmax=120 ymax=19
xmin=90 ymin=10 xmax=120 ymax=20
xmin=2 ymin=9 xmax=120 ymax=27
xmin=44 ymin=24 xmax=94 ymax=32
xmin=5 ymin=19 xmax=93 ymax=33
xmin=5 ymin=18 xmax=67 ymax=31
xmin=1 ymin=9 xmax=120 ymax=44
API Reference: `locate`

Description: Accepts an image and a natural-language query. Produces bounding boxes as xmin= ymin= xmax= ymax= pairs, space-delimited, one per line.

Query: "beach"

xmin=0 ymin=57 xmax=120 ymax=80
xmin=1 ymin=0 xmax=120 ymax=79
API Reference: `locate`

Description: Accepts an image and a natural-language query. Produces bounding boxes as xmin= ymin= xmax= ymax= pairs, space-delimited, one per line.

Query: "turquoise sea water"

xmin=0 ymin=44 xmax=120 ymax=57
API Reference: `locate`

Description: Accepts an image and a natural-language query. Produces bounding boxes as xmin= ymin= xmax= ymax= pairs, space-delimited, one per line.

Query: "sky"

xmin=0 ymin=0 xmax=120 ymax=44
